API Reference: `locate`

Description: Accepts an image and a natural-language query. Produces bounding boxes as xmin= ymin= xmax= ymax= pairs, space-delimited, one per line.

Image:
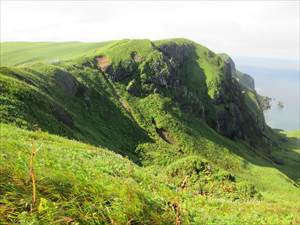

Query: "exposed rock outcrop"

xmin=158 ymin=43 xmax=194 ymax=66
xmin=236 ymin=72 xmax=255 ymax=90
xmin=96 ymin=56 xmax=111 ymax=72
xmin=54 ymin=70 xmax=78 ymax=96
xmin=222 ymin=55 xmax=237 ymax=77
xmin=96 ymin=56 xmax=137 ymax=82
xmin=219 ymin=53 xmax=255 ymax=90
xmin=214 ymin=59 xmax=264 ymax=140
xmin=52 ymin=104 xmax=74 ymax=128
xmin=258 ymin=95 xmax=272 ymax=111
xmin=94 ymin=41 xmax=267 ymax=143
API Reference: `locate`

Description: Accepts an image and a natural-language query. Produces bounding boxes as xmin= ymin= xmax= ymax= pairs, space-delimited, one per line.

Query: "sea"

xmin=234 ymin=57 xmax=300 ymax=131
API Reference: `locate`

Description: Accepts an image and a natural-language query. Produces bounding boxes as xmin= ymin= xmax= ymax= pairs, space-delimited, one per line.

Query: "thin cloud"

xmin=1 ymin=1 xmax=299 ymax=60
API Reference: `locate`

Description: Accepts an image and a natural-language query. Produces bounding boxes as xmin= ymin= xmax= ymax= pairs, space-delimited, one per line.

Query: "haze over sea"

xmin=235 ymin=57 xmax=299 ymax=131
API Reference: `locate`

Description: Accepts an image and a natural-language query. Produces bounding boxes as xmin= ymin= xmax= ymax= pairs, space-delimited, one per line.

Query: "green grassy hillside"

xmin=0 ymin=41 xmax=112 ymax=66
xmin=1 ymin=39 xmax=299 ymax=224
xmin=1 ymin=124 xmax=299 ymax=224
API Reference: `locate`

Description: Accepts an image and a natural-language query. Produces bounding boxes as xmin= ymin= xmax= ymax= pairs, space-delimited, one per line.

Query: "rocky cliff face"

xmin=93 ymin=40 xmax=267 ymax=144
xmin=214 ymin=58 xmax=265 ymax=141
xmin=219 ymin=53 xmax=255 ymax=90
xmin=236 ymin=72 xmax=255 ymax=90
xmin=0 ymin=39 xmax=270 ymax=149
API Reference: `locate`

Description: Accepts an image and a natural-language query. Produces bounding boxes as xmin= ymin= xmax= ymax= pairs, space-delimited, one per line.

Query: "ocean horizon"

xmin=234 ymin=57 xmax=299 ymax=131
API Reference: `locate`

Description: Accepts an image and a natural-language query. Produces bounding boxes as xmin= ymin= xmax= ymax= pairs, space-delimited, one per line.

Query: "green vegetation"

xmin=0 ymin=41 xmax=112 ymax=66
xmin=1 ymin=39 xmax=299 ymax=224
xmin=285 ymin=130 xmax=300 ymax=138
xmin=0 ymin=124 xmax=177 ymax=224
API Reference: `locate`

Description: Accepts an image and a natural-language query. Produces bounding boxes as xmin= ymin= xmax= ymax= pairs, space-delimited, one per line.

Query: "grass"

xmin=0 ymin=124 xmax=177 ymax=224
xmin=285 ymin=130 xmax=300 ymax=138
xmin=0 ymin=38 xmax=299 ymax=224
xmin=1 ymin=123 xmax=299 ymax=224
xmin=0 ymin=61 xmax=150 ymax=162
xmin=0 ymin=41 xmax=112 ymax=66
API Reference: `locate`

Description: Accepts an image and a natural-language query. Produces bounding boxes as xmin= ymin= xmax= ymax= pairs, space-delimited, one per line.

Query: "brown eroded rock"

xmin=131 ymin=51 xmax=143 ymax=62
xmin=52 ymin=104 xmax=74 ymax=128
xmin=96 ymin=56 xmax=111 ymax=72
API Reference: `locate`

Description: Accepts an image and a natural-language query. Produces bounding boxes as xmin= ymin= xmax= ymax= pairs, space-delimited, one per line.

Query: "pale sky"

xmin=1 ymin=1 xmax=299 ymax=60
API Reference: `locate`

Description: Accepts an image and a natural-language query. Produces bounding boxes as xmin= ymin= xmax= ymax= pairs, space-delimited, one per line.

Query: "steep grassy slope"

xmin=1 ymin=39 xmax=300 ymax=224
xmin=1 ymin=124 xmax=299 ymax=224
xmin=0 ymin=124 xmax=177 ymax=224
xmin=0 ymin=39 xmax=268 ymax=152
xmin=2 ymin=120 xmax=300 ymax=224
xmin=0 ymin=60 xmax=150 ymax=162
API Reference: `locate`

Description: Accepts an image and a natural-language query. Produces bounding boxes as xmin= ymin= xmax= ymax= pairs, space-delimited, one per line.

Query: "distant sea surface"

xmin=234 ymin=57 xmax=299 ymax=131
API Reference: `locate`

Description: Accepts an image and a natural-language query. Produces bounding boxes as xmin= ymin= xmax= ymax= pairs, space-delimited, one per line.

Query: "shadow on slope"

xmin=0 ymin=64 xmax=152 ymax=164
xmin=169 ymin=106 xmax=300 ymax=187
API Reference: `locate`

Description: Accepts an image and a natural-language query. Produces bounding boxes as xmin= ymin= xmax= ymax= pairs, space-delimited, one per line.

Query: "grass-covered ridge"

xmin=1 ymin=38 xmax=300 ymax=224
xmin=0 ymin=41 xmax=112 ymax=66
